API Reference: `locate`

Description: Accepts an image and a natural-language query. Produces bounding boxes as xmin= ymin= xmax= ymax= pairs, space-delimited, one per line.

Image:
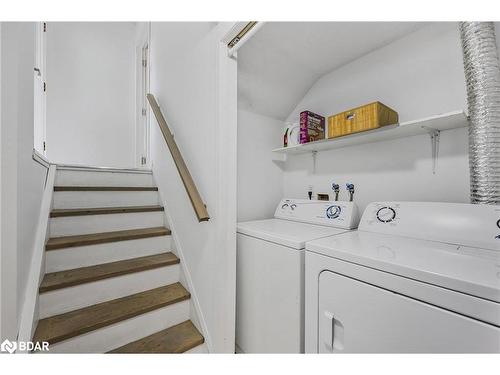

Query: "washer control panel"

xmin=275 ymin=199 xmax=359 ymax=229
xmin=359 ymin=201 xmax=500 ymax=251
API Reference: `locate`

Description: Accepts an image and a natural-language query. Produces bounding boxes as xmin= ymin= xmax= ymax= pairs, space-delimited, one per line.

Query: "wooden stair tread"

xmin=54 ymin=186 xmax=158 ymax=191
xmin=50 ymin=205 xmax=164 ymax=217
xmin=33 ymin=283 xmax=190 ymax=345
xmin=39 ymin=253 xmax=179 ymax=293
xmin=45 ymin=227 xmax=171 ymax=251
xmin=109 ymin=320 xmax=204 ymax=353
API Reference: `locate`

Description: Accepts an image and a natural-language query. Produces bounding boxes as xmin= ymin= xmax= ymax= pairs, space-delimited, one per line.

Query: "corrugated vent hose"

xmin=459 ymin=22 xmax=500 ymax=204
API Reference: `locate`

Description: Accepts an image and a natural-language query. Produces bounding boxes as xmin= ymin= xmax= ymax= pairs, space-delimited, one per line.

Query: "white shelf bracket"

xmin=422 ymin=126 xmax=440 ymax=174
xmin=311 ymin=150 xmax=318 ymax=174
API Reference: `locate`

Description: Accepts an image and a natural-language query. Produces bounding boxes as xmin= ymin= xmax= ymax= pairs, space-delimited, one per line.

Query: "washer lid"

xmin=237 ymin=219 xmax=348 ymax=249
xmin=306 ymin=231 xmax=500 ymax=303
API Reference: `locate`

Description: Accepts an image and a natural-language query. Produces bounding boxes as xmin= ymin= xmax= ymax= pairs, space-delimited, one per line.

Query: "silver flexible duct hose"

xmin=459 ymin=22 xmax=500 ymax=204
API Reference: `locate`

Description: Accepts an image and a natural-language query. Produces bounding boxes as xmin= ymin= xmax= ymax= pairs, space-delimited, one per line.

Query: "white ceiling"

xmin=238 ymin=22 xmax=426 ymax=120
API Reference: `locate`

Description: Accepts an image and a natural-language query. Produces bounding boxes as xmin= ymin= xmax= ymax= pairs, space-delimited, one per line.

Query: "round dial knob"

xmin=290 ymin=204 xmax=297 ymax=211
xmin=326 ymin=205 xmax=341 ymax=219
xmin=497 ymin=219 xmax=500 ymax=229
xmin=376 ymin=207 xmax=396 ymax=223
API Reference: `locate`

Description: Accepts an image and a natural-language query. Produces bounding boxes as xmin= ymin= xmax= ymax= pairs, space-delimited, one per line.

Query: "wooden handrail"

xmin=147 ymin=94 xmax=210 ymax=222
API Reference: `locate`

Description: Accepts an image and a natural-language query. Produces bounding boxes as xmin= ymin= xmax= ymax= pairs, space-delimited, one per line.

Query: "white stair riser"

xmin=50 ymin=211 xmax=165 ymax=237
xmin=39 ymin=265 xmax=180 ymax=318
xmin=45 ymin=300 xmax=190 ymax=353
xmin=53 ymin=191 xmax=159 ymax=209
xmin=55 ymin=170 xmax=154 ymax=187
xmin=45 ymin=236 xmax=172 ymax=272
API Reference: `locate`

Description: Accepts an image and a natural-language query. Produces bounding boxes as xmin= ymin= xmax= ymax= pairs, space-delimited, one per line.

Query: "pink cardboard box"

xmin=299 ymin=111 xmax=325 ymax=144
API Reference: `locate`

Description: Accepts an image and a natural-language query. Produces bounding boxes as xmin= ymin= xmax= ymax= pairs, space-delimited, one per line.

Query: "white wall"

xmin=46 ymin=22 xmax=136 ymax=168
xmin=0 ymin=21 xmax=7 ymax=342
xmin=149 ymin=22 xmax=236 ymax=352
xmin=282 ymin=23 xmax=470 ymax=213
xmin=286 ymin=23 xmax=467 ymax=125
xmin=1 ymin=22 xmax=48 ymax=340
xmin=237 ymin=109 xmax=284 ymax=221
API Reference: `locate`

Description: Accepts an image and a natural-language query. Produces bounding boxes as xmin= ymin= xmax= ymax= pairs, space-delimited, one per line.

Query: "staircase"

xmin=32 ymin=167 xmax=205 ymax=353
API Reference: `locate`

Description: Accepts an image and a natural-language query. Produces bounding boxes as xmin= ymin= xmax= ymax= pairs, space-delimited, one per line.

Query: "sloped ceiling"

xmin=238 ymin=22 xmax=426 ymax=120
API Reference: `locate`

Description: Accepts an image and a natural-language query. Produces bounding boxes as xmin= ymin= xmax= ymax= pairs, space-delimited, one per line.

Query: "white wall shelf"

xmin=272 ymin=110 xmax=469 ymax=155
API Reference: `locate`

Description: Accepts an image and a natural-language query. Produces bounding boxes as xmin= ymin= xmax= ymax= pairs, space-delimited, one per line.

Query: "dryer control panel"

xmin=359 ymin=202 xmax=500 ymax=251
xmin=275 ymin=199 xmax=359 ymax=229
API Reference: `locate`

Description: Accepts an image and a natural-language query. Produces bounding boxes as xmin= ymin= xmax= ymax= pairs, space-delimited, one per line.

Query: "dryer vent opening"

xmin=459 ymin=22 xmax=500 ymax=205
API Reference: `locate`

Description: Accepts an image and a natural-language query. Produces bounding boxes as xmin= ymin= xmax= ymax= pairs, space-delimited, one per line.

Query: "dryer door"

xmin=318 ymin=271 xmax=500 ymax=353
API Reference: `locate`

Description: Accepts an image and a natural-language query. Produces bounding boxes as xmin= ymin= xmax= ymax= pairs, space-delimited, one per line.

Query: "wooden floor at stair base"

xmin=109 ymin=320 xmax=204 ymax=353
xmin=33 ymin=283 xmax=190 ymax=346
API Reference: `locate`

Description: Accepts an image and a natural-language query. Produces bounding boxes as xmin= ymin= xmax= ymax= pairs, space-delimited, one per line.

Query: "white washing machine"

xmin=305 ymin=201 xmax=500 ymax=353
xmin=236 ymin=198 xmax=359 ymax=353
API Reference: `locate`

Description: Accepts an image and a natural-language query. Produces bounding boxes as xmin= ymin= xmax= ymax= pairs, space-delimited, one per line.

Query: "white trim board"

xmin=33 ymin=22 xmax=47 ymax=159
xmin=134 ymin=22 xmax=152 ymax=169
xmin=32 ymin=148 xmax=50 ymax=169
xmin=17 ymin=164 xmax=56 ymax=352
xmin=213 ymin=22 xmax=238 ymax=353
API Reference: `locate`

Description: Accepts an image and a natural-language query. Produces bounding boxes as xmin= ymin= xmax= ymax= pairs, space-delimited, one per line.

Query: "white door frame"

xmin=135 ymin=24 xmax=151 ymax=168
xmin=212 ymin=23 xmax=238 ymax=352
xmin=211 ymin=22 xmax=262 ymax=352
xmin=33 ymin=21 xmax=47 ymax=157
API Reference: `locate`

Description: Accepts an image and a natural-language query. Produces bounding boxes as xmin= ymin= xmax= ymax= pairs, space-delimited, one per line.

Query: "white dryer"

xmin=236 ymin=198 xmax=359 ymax=353
xmin=305 ymin=202 xmax=500 ymax=353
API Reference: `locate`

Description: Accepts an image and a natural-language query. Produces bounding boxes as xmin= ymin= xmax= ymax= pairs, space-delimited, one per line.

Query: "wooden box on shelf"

xmin=328 ymin=101 xmax=398 ymax=138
